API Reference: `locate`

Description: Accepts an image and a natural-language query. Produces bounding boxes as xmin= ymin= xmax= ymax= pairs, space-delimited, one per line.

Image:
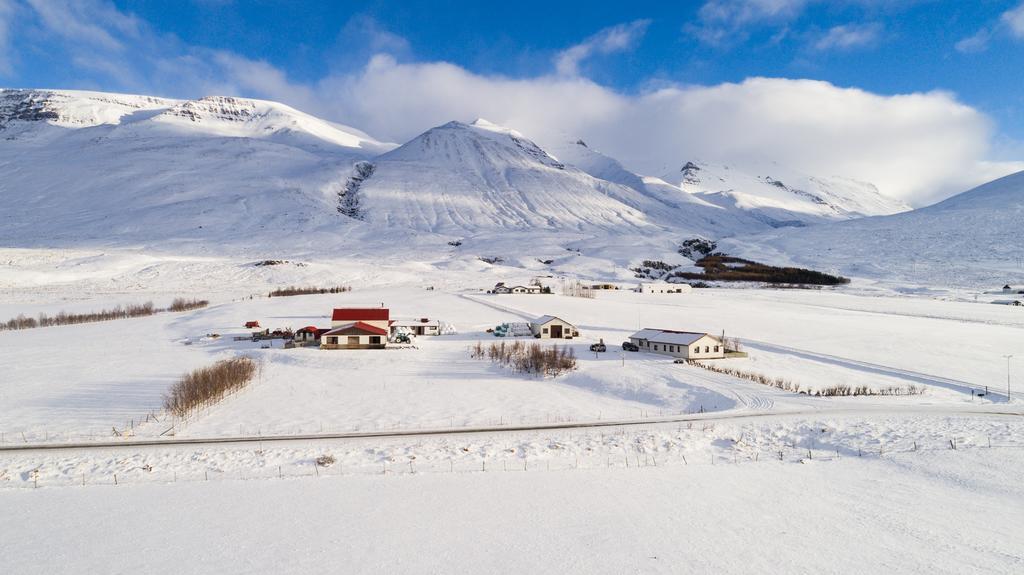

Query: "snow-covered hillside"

xmin=0 ymin=89 xmax=394 ymax=252
xmin=729 ymin=170 xmax=1024 ymax=287
xmin=660 ymin=160 xmax=910 ymax=227
xmin=352 ymin=119 xmax=652 ymax=234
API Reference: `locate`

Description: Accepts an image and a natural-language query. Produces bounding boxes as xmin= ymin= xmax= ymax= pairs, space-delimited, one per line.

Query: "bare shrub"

xmin=471 ymin=341 xmax=577 ymax=377
xmin=268 ymin=285 xmax=351 ymax=297
xmin=316 ymin=454 xmax=336 ymax=467
xmin=168 ymin=298 xmax=209 ymax=312
xmin=163 ymin=357 xmax=258 ymax=418
xmin=686 ymin=360 xmax=922 ymax=396
xmin=1 ymin=302 xmax=156 ymax=331
xmin=560 ymin=279 xmax=595 ymax=299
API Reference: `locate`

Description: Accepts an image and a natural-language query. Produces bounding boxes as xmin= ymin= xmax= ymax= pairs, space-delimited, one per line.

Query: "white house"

xmin=390 ymin=318 xmax=442 ymax=336
xmin=321 ymin=322 xmax=388 ymax=349
xmin=530 ymin=315 xmax=579 ymax=339
xmin=492 ymin=282 xmax=543 ymax=294
xmin=639 ymin=282 xmax=692 ymax=294
xmin=628 ymin=329 xmax=725 ymax=359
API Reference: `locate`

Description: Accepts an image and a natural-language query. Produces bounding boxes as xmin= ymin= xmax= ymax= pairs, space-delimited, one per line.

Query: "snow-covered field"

xmin=3 ymin=444 xmax=1023 ymax=574
xmin=2 ymin=260 xmax=1024 ymax=573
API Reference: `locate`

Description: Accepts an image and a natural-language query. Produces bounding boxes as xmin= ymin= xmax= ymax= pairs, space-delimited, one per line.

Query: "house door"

xmin=550 ymin=325 xmax=563 ymax=338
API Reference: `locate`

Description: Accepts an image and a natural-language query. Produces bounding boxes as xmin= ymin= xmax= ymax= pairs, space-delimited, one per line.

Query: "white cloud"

xmin=691 ymin=0 xmax=812 ymax=45
xmin=813 ymin=23 xmax=882 ymax=51
xmin=957 ymin=2 xmax=1024 ymax=53
xmin=955 ymin=28 xmax=992 ymax=53
xmin=1001 ymin=2 xmax=1024 ymax=38
xmin=554 ymin=20 xmax=650 ymax=76
xmin=24 ymin=0 xmax=140 ymax=51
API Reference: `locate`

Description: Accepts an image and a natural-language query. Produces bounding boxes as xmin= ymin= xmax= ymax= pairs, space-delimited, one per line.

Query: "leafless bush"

xmin=316 ymin=454 xmax=336 ymax=467
xmin=168 ymin=298 xmax=209 ymax=312
xmin=560 ymin=279 xmax=595 ymax=299
xmin=0 ymin=302 xmax=155 ymax=331
xmin=163 ymin=357 xmax=258 ymax=418
xmin=723 ymin=336 xmax=743 ymax=352
xmin=268 ymin=285 xmax=351 ymax=297
xmin=470 ymin=341 xmax=577 ymax=377
xmin=686 ymin=360 xmax=922 ymax=397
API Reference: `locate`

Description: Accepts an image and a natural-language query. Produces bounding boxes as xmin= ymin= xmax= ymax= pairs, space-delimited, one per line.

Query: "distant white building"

xmin=390 ymin=318 xmax=442 ymax=336
xmin=492 ymin=282 xmax=543 ymax=294
xmin=530 ymin=315 xmax=579 ymax=339
xmin=628 ymin=329 xmax=725 ymax=359
xmin=639 ymin=282 xmax=692 ymax=294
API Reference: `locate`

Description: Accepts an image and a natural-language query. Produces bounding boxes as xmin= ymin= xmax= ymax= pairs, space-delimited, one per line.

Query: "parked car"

xmin=673 ymin=358 xmax=688 ymax=364
xmin=622 ymin=341 xmax=639 ymax=352
xmin=589 ymin=341 xmax=606 ymax=352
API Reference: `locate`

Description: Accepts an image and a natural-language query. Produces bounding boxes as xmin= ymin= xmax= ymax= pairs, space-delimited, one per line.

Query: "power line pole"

xmin=1003 ymin=354 xmax=1014 ymax=402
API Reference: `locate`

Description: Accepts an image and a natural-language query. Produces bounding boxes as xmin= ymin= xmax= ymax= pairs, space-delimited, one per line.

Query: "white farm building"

xmin=628 ymin=329 xmax=725 ymax=359
xmin=530 ymin=315 xmax=579 ymax=339
xmin=639 ymin=282 xmax=692 ymax=294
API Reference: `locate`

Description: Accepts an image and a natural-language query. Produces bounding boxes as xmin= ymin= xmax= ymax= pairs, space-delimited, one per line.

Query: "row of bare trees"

xmin=0 ymin=296 xmax=213 ymax=331
xmin=470 ymin=340 xmax=577 ymax=377
xmin=163 ymin=357 xmax=259 ymax=418
xmin=168 ymin=298 xmax=209 ymax=312
xmin=0 ymin=302 xmax=156 ymax=331
xmin=268 ymin=285 xmax=351 ymax=297
xmin=686 ymin=360 xmax=922 ymax=396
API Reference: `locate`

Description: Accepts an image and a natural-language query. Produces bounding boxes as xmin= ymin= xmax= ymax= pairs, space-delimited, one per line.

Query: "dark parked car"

xmin=622 ymin=341 xmax=639 ymax=352
xmin=589 ymin=341 xmax=607 ymax=352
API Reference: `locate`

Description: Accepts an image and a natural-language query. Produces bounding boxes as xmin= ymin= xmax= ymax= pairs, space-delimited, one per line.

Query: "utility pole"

xmin=1003 ymin=355 xmax=1013 ymax=402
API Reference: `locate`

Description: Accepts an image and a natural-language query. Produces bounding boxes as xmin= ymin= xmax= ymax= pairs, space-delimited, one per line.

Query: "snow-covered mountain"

xmin=728 ymin=170 xmax=1024 ymax=287
xmin=548 ymin=140 xmax=908 ymax=229
xmin=0 ymin=89 xmax=394 ymax=251
xmin=8 ymin=87 xmax=1012 ymax=289
xmin=660 ymin=160 xmax=910 ymax=227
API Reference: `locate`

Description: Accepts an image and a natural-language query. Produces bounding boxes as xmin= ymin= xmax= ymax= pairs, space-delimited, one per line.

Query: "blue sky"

xmin=2 ymin=0 xmax=1024 ymax=203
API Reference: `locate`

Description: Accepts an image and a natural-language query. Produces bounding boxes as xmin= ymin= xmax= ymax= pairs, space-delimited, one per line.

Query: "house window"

xmin=348 ymin=336 xmax=360 ymax=345
xmin=714 ymin=346 xmax=719 ymax=352
xmin=705 ymin=346 xmax=710 ymax=353
xmin=693 ymin=346 xmax=699 ymax=354
xmin=327 ymin=337 xmax=337 ymax=344
xmin=669 ymin=345 xmax=675 ymax=353
xmin=543 ymin=328 xmax=548 ymax=333
xmin=369 ymin=336 xmax=381 ymax=345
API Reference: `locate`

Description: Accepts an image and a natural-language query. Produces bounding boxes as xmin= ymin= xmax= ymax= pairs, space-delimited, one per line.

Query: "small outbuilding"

xmin=628 ymin=329 xmax=725 ymax=359
xmin=530 ymin=315 xmax=579 ymax=339
xmin=294 ymin=326 xmax=328 ymax=344
xmin=244 ymin=320 xmax=261 ymax=329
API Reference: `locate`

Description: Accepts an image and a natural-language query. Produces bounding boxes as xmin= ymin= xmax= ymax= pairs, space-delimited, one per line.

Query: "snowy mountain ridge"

xmin=3 ymin=87 xmax=1017 ymax=287
xmin=661 ymin=160 xmax=911 ymax=226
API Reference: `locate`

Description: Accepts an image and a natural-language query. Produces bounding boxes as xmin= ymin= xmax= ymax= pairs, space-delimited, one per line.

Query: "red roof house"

xmin=320 ymin=321 xmax=388 ymax=349
xmin=330 ymin=308 xmax=390 ymax=331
